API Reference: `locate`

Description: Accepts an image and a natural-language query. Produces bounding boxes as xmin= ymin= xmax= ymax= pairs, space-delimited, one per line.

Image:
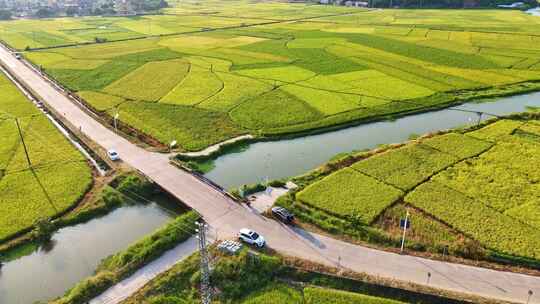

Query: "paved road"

xmin=90 ymin=237 xmax=198 ymax=304
xmin=1 ymin=45 xmax=539 ymax=304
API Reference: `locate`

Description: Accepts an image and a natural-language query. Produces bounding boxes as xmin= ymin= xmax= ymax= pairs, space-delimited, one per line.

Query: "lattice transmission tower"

xmin=196 ymin=221 xmax=212 ymax=304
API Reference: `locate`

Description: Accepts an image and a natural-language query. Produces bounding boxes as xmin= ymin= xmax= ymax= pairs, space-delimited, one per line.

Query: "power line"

xmin=15 ymin=118 xmax=32 ymax=168
xmin=112 ymin=184 xmax=218 ymax=304
xmin=108 ymin=186 xmax=206 ymax=238
xmin=23 ymin=122 xmax=86 ymax=165
xmin=15 ymin=117 xmax=58 ymax=213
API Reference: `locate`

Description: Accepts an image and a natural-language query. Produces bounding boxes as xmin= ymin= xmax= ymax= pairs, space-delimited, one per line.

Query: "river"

xmin=205 ymin=92 xmax=540 ymax=189
xmin=0 ymin=203 xmax=174 ymax=304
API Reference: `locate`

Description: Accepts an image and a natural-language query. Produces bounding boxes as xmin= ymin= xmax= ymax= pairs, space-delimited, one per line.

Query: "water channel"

xmin=205 ymin=92 xmax=540 ymax=189
xmin=0 ymin=203 xmax=174 ymax=304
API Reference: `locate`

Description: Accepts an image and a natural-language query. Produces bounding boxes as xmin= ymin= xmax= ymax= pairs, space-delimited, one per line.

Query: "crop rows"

xmin=304 ymin=287 xmax=405 ymax=304
xmin=421 ymin=133 xmax=493 ymax=159
xmin=238 ymin=284 xmax=405 ymax=304
xmin=468 ymin=119 xmax=524 ymax=140
xmin=0 ymin=72 xmax=92 ymax=240
xmin=405 ymin=181 xmax=540 ymax=259
xmin=352 ymin=143 xmax=458 ymax=190
xmin=291 ymin=117 xmax=540 ymax=260
xmin=433 ymin=135 xmax=539 ymax=212
xmin=8 ymin=6 xmax=540 ymax=151
xmin=297 ymin=168 xmax=403 ymax=224
xmin=103 ymin=59 xmax=190 ymax=102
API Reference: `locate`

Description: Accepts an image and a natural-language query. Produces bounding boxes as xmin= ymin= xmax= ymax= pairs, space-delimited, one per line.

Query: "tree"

xmin=35 ymin=8 xmax=54 ymax=18
xmin=91 ymin=7 xmax=103 ymax=15
xmin=66 ymin=7 xmax=78 ymax=16
xmin=139 ymin=0 xmax=168 ymax=11
xmin=0 ymin=9 xmax=11 ymax=20
xmin=33 ymin=218 xmax=55 ymax=243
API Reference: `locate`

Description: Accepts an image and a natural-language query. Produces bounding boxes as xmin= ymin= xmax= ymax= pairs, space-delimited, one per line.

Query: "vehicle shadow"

xmin=291 ymin=227 xmax=326 ymax=250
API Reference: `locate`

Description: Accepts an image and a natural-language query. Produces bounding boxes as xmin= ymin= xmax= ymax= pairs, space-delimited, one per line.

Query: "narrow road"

xmin=0 ymin=45 xmax=539 ymax=304
xmin=90 ymin=237 xmax=199 ymax=304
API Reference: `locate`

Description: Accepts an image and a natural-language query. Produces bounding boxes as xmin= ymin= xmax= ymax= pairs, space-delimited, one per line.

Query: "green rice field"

xmin=287 ymin=114 xmax=540 ymax=262
xmin=0 ymin=71 xmax=92 ymax=241
xmin=240 ymin=285 xmax=406 ymax=304
xmin=121 ymin=249 xmax=429 ymax=304
xmin=3 ymin=1 xmax=540 ymax=151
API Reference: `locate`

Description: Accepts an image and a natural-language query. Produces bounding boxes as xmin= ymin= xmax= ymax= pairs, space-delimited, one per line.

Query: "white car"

xmin=107 ymin=149 xmax=120 ymax=161
xmin=238 ymin=228 xmax=265 ymax=248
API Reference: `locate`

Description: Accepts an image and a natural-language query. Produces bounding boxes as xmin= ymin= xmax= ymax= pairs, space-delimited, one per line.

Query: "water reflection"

xmin=0 ymin=203 xmax=173 ymax=304
xmin=205 ymin=92 xmax=540 ymax=189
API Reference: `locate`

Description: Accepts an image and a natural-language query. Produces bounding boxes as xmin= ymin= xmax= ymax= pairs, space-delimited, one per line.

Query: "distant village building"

xmin=344 ymin=0 xmax=368 ymax=6
xmin=463 ymin=0 xmax=479 ymax=7
xmin=114 ymin=0 xmax=134 ymax=15
xmin=321 ymin=0 xmax=367 ymax=6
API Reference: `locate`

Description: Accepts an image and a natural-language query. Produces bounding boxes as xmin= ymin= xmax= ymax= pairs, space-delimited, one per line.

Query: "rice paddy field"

xmin=121 ymin=249 xmax=442 ymax=304
xmin=2 ymin=1 xmax=540 ymax=151
xmin=0 ymin=70 xmax=92 ymax=241
xmin=241 ymin=285 xmax=405 ymax=304
xmin=285 ymin=114 xmax=540 ymax=262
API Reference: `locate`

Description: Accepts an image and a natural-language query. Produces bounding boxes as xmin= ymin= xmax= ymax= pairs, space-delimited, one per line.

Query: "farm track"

xmin=1 ymin=45 xmax=540 ymax=304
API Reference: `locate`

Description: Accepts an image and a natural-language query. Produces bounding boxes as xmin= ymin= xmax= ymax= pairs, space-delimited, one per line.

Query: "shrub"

xmin=32 ymin=218 xmax=55 ymax=243
xmin=212 ymin=250 xmax=283 ymax=300
xmin=58 ymin=271 xmax=116 ymax=304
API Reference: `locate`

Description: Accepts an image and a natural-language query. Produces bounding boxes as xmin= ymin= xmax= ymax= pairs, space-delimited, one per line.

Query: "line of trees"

xmin=369 ymin=0 xmax=538 ymax=8
xmin=0 ymin=9 xmax=11 ymax=19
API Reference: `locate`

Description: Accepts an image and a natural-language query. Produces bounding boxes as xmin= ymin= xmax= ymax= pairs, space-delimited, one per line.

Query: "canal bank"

xmin=0 ymin=203 xmax=175 ymax=304
xmin=204 ymin=92 xmax=540 ymax=189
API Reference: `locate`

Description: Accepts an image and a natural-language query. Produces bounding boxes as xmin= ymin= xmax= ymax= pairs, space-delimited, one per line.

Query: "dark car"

xmin=271 ymin=207 xmax=294 ymax=224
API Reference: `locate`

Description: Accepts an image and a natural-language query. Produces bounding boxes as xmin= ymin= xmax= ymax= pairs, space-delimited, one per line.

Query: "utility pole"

xmin=196 ymin=221 xmax=212 ymax=304
xmin=15 ymin=118 xmax=32 ymax=167
xmin=476 ymin=112 xmax=483 ymax=125
xmin=114 ymin=112 xmax=119 ymax=132
xmin=400 ymin=210 xmax=410 ymax=254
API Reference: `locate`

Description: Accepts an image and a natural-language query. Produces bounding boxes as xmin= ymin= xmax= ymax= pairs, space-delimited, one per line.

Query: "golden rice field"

xmin=288 ymin=114 xmax=540 ymax=262
xmin=0 ymin=71 xmax=92 ymax=241
xmin=2 ymin=1 xmax=540 ymax=152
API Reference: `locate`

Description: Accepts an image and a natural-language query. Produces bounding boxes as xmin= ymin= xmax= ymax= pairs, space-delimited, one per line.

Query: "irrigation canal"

xmin=0 ymin=203 xmax=175 ymax=304
xmin=1 ymin=91 xmax=540 ymax=304
xmin=205 ymin=92 xmax=540 ymax=189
